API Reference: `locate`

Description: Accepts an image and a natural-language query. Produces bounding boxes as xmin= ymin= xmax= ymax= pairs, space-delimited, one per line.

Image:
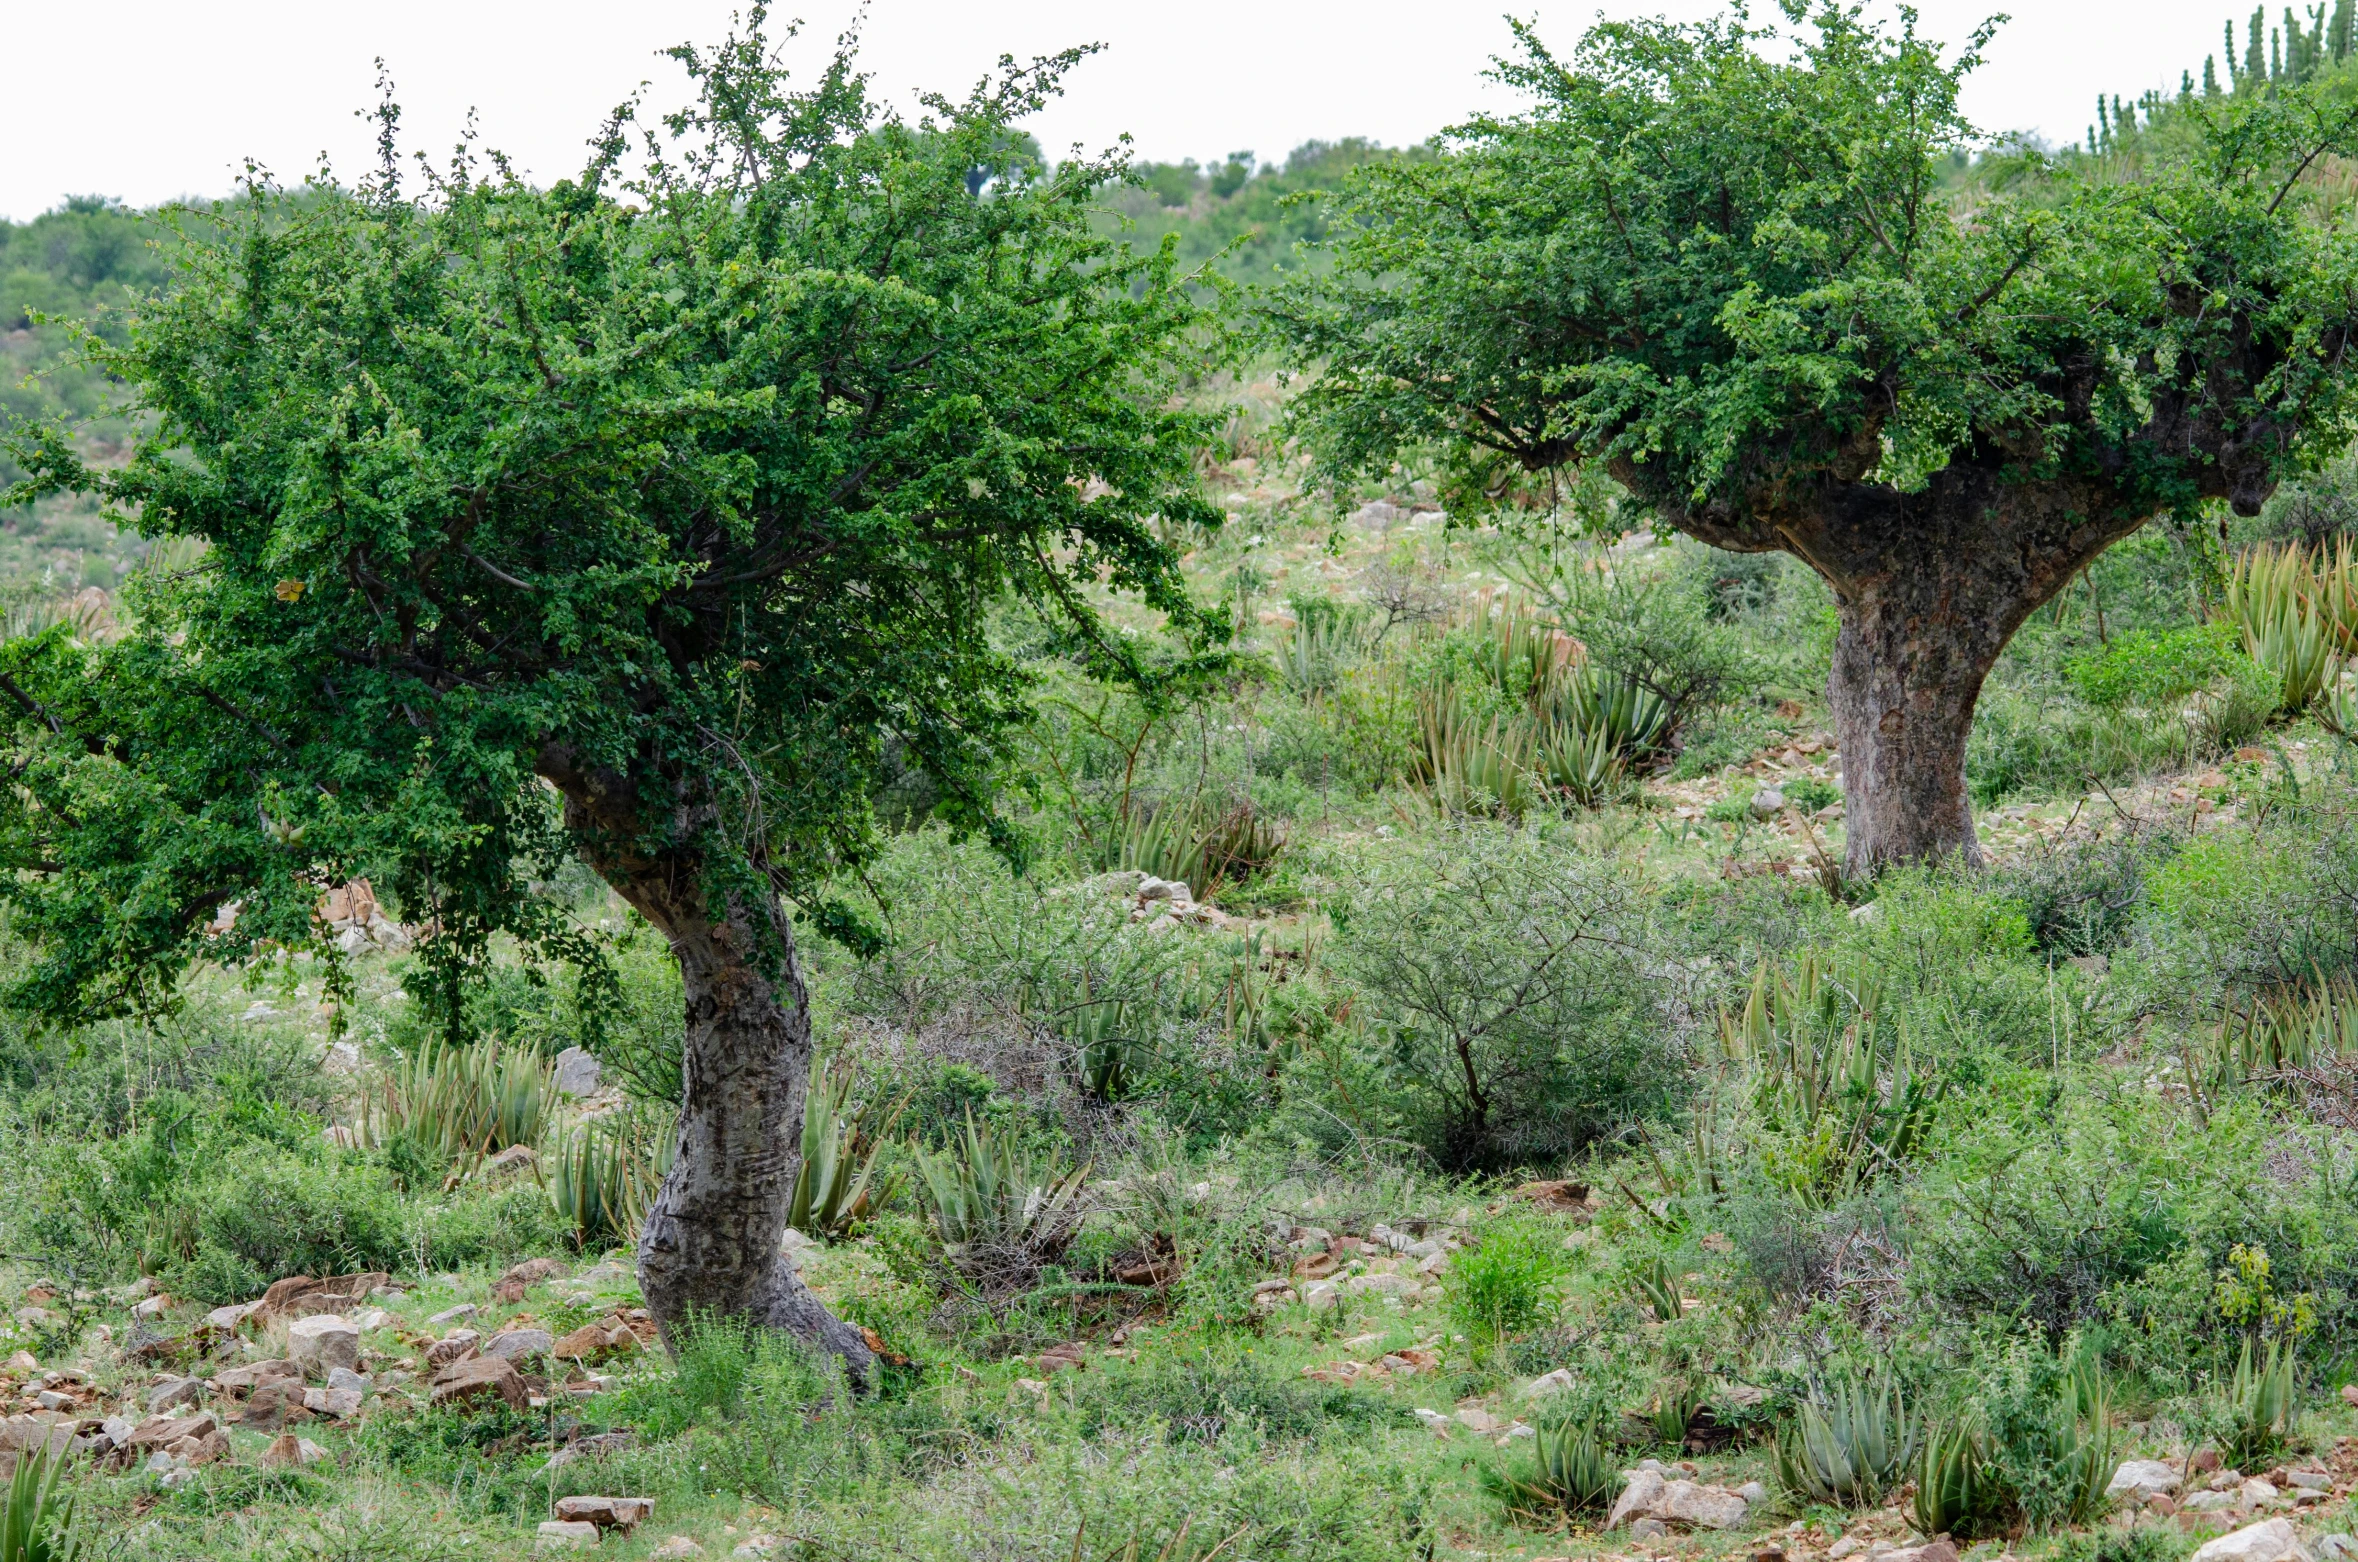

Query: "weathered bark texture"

xmin=1606 ymin=349 xmax=2297 ymax=875
xmin=536 ymin=745 xmax=876 ymax=1385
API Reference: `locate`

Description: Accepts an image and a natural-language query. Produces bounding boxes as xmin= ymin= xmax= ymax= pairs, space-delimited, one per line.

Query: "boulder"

xmin=1661 ymin=1479 xmax=1750 ymax=1530
xmin=427 ymin=1331 xmax=481 ymax=1368
xmin=485 ymin=1329 xmax=555 ymax=1362
xmin=288 ymin=1315 xmax=360 ymax=1374
xmin=302 ymin=1386 xmax=363 ymax=1419
xmin=2111 ymin=1460 xmax=2184 ymax=1499
xmin=2315 ymin=1538 xmax=2357 ymax=1561
xmin=480 ymin=1144 xmax=539 ymax=1180
xmin=124 ymin=1412 xmax=218 ymax=1452
xmin=2192 ymin=1519 xmax=2312 ymax=1562
xmin=553 ymin=1323 xmax=637 ymax=1364
xmin=1607 ymin=1468 xmax=1668 ymax=1530
xmin=552 ymin=1048 xmax=603 ymax=1097
xmin=165 ymin=1426 xmax=230 ymax=1465
xmin=205 ymin=1302 xmax=259 ymax=1333
xmin=536 ymin=1520 xmax=601 ymax=1550
xmin=131 ymin=1294 xmax=174 ymax=1320
xmin=2291 ymin=1473 xmax=2335 ymax=1493
xmin=262 ymin=1432 xmax=330 ymax=1468
xmin=235 ymin=1380 xmax=314 ymax=1429
xmin=145 ymin=1377 xmax=204 ymax=1414
xmin=553 ymin=1496 xmax=655 ymax=1533
xmin=431 ymin=1355 xmax=529 ymax=1413
xmin=1523 ymin=1368 xmax=1580 ymax=1398
xmin=428 ymin=1304 xmax=479 ymax=1326
xmin=1629 ymin=1519 xmax=1670 ymax=1541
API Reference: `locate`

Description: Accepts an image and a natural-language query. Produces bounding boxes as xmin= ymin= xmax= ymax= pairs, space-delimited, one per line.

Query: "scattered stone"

xmin=553 ymin=1496 xmax=654 ymax=1534
xmin=427 ymin=1330 xmax=482 ymax=1368
xmin=494 ymin=1258 xmax=569 ymax=1303
xmin=235 ymin=1380 xmax=314 ymax=1429
xmin=1740 ymin=1480 xmax=1770 ymax=1505
xmin=1510 ymin=1180 xmax=1591 ymax=1212
xmin=205 ymin=1302 xmax=258 ymax=1333
xmin=553 ymin=1323 xmax=638 ymax=1364
xmin=2194 ymin=1449 xmax=2226 ymax=1473
xmin=536 ymin=1520 xmax=601 ymax=1550
xmin=428 ymin=1304 xmax=479 ymax=1326
xmin=1524 ymin=1368 xmax=1580 ymax=1398
xmin=484 ymin=1329 xmax=554 ymax=1362
xmin=544 ymin=1432 xmax=638 ymax=1471
xmin=2151 ymin=1496 xmax=2182 ymax=1516
xmin=3 ymin=1353 xmax=34 ymax=1374
xmin=2187 ymin=1492 xmax=2243 ymax=1514
xmin=651 ymin=1542 xmax=705 ymax=1561
xmin=1884 ymin=1544 xmax=1960 ymax=1562
xmin=256 ymin=1272 xmax=390 ymax=1322
xmin=326 ymin=1367 xmax=371 ymax=1394
xmin=1607 ymin=1468 xmax=1668 ymax=1531
xmin=2241 ymin=1479 xmax=2281 ymax=1509
xmin=2291 ymin=1472 xmax=2335 ymax=1492
xmin=553 ymin=1048 xmax=604 ymax=1097
xmin=1827 ymin=1540 xmax=1864 ymax=1560
xmin=430 ymin=1355 xmax=529 ymax=1413
xmin=351 ymin=1308 xmax=391 ymax=1331
xmin=32 ymin=1391 xmax=71 ymax=1412
xmin=1630 ymin=1519 xmax=1670 ymax=1541
xmin=1301 ymin=1281 xmax=1340 ymax=1312
xmin=1457 ymin=1405 xmax=1504 ymax=1436
xmin=262 ymin=1432 xmax=330 ymax=1468
xmin=287 ymin=1315 xmax=361 ymax=1374
xmin=1411 ymin=1408 xmax=1453 ymax=1439
xmin=302 ymin=1386 xmax=363 ymax=1419
xmin=145 ymin=1377 xmax=204 ymax=1414
xmin=2314 ymin=1538 xmax=2357 ymax=1562
xmin=2190 ymin=1518 xmax=2311 ymax=1562
xmin=1751 ymin=786 xmax=1787 ymax=819
xmin=131 ymin=1294 xmax=174 ymax=1320
xmin=2112 ymin=1460 xmax=2185 ymax=1499
xmin=480 ymin=1144 xmax=539 ymax=1180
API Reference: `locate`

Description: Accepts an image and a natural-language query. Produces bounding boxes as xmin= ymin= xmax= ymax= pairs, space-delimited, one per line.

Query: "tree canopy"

xmin=1267 ymin=0 xmax=2358 ymax=870
xmin=0 ymin=22 xmax=1217 ymax=1028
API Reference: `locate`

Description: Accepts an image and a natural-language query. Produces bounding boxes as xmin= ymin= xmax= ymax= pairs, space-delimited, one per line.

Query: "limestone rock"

xmin=205 ymin=1302 xmax=259 ymax=1333
xmin=262 ymin=1432 xmax=330 ymax=1468
xmin=1661 ymin=1479 xmax=1750 ymax=1530
xmin=552 ymin=1048 xmax=603 ymax=1097
xmin=2191 ymin=1519 xmax=2311 ymax=1562
xmin=1884 ymin=1544 xmax=1960 ymax=1562
xmin=124 ymin=1411 xmax=219 ymax=1452
xmin=536 ymin=1520 xmax=601 ymax=1550
xmin=2110 ymin=1460 xmax=2183 ymax=1499
xmin=1607 ymin=1468 xmax=1668 ymax=1530
xmin=145 ymin=1377 xmax=203 ymax=1414
xmin=1301 ymin=1281 xmax=1340 ymax=1312
xmin=235 ymin=1380 xmax=314 ymax=1429
xmin=651 ymin=1541 xmax=706 ymax=1561
xmin=326 ymin=1367 xmax=371 ymax=1394
xmin=1630 ymin=1519 xmax=1670 ymax=1541
xmin=553 ymin=1496 xmax=654 ymax=1534
xmin=428 ymin=1304 xmax=479 ymax=1326
xmin=1523 ymin=1368 xmax=1580 ymax=1398
xmin=430 ymin=1354 xmax=528 ymax=1413
xmin=287 ymin=1314 xmax=360 ymax=1374
xmin=427 ymin=1330 xmax=481 ymax=1368
xmin=485 ymin=1328 xmax=555 ymax=1362
xmin=2290 ymin=1472 xmax=2334 ymax=1493
xmin=303 ymin=1386 xmax=363 ymax=1419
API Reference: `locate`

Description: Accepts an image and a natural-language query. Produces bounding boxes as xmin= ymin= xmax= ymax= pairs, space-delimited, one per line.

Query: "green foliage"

xmin=1913 ymin=1416 xmax=2002 ymax=1540
xmin=0 ymin=1450 xmax=82 ymax=1562
xmin=786 ymin=1056 xmax=901 ymax=1239
xmin=1775 ymin=1372 xmax=1919 ymax=1508
xmin=908 ymin=1111 xmax=1090 ymax=1291
xmin=1627 ymin=1255 xmax=1685 ymax=1323
xmin=1441 ymin=1216 xmax=1569 ymax=1350
xmin=1484 ymin=1420 xmax=1624 ymax=1518
xmin=2069 ymin=622 xmax=2250 ymax=709
xmin=543 ymin=1107 xmax=672 ymax=1250
xmin=360 ymin=1041 xmax=550 ymax=1165
xmin=0 ymin=20 xmax=1217 ymax=1047
xmin=2227 ymin=543 xmax=2343 ymax=714
xmin=1322 ymin=825 xmax=1672 ymax=1170
xmin=2211 ymin=1335 xmax=2300 ymax=1468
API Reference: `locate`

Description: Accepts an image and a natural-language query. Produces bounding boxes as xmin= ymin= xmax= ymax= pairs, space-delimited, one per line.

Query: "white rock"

xmin=2191 ymin=1518 xmax=2311 ymax=1562
xmin=287 ymin=1314 xmax=360 ymax=1374
xmin=1411 ymin=1408 xmax=1452 ymax=1437
xmin=1630 ymin=1519 xmax=1670 ymax=1541
xmin=326 ymin=1367 xmax=372 ymax=1394
xmin=206 ymin=1302 xmax=258 ymax=1332
xmin=1457 ymin=1406 xmax=1503 ymax=1436
xmin=146 ymin=1377 xmax=204 ymax=1413
xmin=2110 ymin=1460 xmax=2183 ymax=1498
xmin=1523 ymin=1368 xmax=1580 ymax=1398
xmin=2188 ymin=1492 xmax=2243 ymax=1513
xmin=2242 ymin=1479 xmax=2282 ymax=1510
xmin=536 ymin=1520 xmax=601 ymax=1551
xmin=1301 ymin=1281 xmax=1340 ymax=1312
xmin=1740 ymin=1480 xmax=1770 ymax=1505
xmin=485 ymin=1329 xmax=555 ymax=1361
xmin=2290 ymin=1473 xmax=2335 ymax=1493
xmin=1750 ymin=787 xmax=1786 ymax=819
xmin=1607 ymin=1467 xmax=1667 ymax=1530
xmin=428 ymin=1304 xmax=478 ymax=1326
xmin=303 ymin=1386 xmax=363 ymax=1418
xmin=651 ymin=1543 xmax=706 ymax=1561
xmin=1661 ymin=1479 xmax=1749 ymax=1529
xmin=131 ymin=1294 xmax=172 ymax=1320
xmin=142 ymin=1451 xmax=174 ymax=1475
xmin=1828 ymin=1540 xmax=1864 ymax=1560
xmin=552 ymin=1048 xmax=603 ymax=1097
xmin=2314 ymin=1538 xmax=2357 ymax=1561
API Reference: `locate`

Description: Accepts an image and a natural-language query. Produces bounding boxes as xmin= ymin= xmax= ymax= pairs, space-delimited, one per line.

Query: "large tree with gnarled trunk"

xmin=1267 ymin=2 xmax=2358 ymax=872
xmin=0 ymin=21 xmax=1215 ymax=1378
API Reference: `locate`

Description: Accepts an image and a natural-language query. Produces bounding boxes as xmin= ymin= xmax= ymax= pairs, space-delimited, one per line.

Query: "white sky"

xmin=4 ymin=1 xmax=2252 ymax=222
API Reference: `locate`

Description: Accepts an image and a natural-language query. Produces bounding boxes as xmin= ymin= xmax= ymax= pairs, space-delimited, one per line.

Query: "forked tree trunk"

xmin=539 ymin=749 xmax=876 ymax=1385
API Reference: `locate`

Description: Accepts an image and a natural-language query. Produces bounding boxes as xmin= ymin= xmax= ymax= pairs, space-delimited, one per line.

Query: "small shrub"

xmin=2208 ymin=1337 xmax=2299 ymax=1469
xmin=1443 ymin=1218 xmax=1569 ymax=1350
xmin=2069 ymin=622 xmax=2248 ymax=709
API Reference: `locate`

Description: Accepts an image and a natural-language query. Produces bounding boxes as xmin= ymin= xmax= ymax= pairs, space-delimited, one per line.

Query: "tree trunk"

xmin=1827 ymin=575 xmax=2003 ymax=877
xmin=538 ymin=749 xmax=876 ymax=1385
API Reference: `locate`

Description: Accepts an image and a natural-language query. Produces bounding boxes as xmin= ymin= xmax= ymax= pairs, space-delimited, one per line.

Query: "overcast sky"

xmin=4 ymin=0 xmax=2255 ymax=222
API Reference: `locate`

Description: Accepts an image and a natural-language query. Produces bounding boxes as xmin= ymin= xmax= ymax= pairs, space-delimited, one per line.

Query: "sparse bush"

xmin=1322 ymin=825 xmax=1677 ymax=1170
xmin=1443 ymin=1216 xmax=1569 ymax=1350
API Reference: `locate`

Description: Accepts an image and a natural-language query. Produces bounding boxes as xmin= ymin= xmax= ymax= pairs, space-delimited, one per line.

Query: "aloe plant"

xmin=1628 ymin=1256 xmax=1685 ymax=1323
xmin=2218 ymin=1337 xmax=2299 ymax=1469
xmin=544 ymin=1107 xmax=674 ymax=1247
xmin=1776 ymin=1373 xmax=1921 ymax=1508
xmin=1484 ymin=1420 xmax=1625 ymax=1517
xmin=1414 ymin=689 xmax=1541 ymax=818
xmin=359 ymin=1040 xmax=552 ymax=1167
xmin=0 ymin=1449 xmax=82 ymax=1562
xmin=786 ymin=1057 xmax=903 ymax=1239
xmin=1913 ymin=1416 xmax=1996 ymax=1539
xmin=2227 ymin=542 xmax=2343 ymax=714
xmin=910 ymin=1111 xmax=1090 ymax=1287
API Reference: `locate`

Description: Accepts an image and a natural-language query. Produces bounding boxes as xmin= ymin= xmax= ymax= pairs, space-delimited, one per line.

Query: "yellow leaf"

xmin=274 ymin=579 xmax=305 ymax=602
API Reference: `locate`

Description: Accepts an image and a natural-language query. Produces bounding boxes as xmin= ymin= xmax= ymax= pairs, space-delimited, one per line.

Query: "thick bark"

xmin=536 ymin=745 xmax=876 ymax=1385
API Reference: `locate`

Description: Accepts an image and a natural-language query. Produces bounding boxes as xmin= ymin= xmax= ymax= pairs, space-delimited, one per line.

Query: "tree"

xmin=1266 ymin=2 xmax=2358 ymax=872
xmin=0 ymin=20 xmax=1216 ymax=1378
